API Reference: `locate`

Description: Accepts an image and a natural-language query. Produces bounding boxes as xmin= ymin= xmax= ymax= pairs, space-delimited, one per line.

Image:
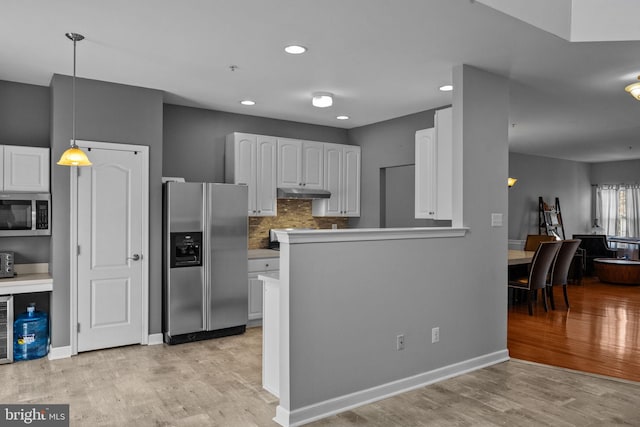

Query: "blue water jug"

xmin=14 ymin=303 xmax=49 ymax=361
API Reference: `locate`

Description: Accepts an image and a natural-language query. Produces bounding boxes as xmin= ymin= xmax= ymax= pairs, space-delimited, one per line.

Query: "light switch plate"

xmin=491 ymin=213 xmax=503 ymax=227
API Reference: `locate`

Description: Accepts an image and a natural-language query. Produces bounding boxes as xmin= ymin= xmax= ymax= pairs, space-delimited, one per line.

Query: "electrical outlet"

xmin=431 ymin=327 xmax=440 ymax=343
xmin=396 ymin=334 xmax=405 ymax=351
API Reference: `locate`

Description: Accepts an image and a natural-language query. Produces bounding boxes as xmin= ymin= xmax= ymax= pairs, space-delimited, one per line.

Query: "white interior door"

xmin=76 ymin=145 xmax=146 ymax=352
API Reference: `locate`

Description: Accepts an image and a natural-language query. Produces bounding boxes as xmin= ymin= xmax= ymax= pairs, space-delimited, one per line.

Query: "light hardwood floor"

xmin=1 ymin=324 xmax=639 ymax=426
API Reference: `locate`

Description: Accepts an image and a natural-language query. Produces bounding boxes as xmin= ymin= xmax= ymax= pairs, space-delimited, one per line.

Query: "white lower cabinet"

xmin=247 ymin=257 xmax=279 ymax=323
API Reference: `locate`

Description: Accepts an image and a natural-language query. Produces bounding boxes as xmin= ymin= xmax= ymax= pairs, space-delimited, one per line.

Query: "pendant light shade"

xmin=625 ymin=75 xmax=640 ymax=101
xmin=57 ymin=32 xmax=92 ymax=167
xmin=57 ymin=146 xmax=92 ymax=166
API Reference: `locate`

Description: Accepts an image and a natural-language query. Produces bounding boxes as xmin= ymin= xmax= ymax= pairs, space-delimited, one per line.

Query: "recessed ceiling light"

xmin=240 ymin=100 xmax=256 ymax=106
xmin=439 ymin=85 xmax=453 ymax=92
xmin=284 ymin=45 xmax=307 ymax=55
xmin=312 ymin=92 xmax=333 ymax=108
xmin=336 ymin=115 xmax=349 ymax=120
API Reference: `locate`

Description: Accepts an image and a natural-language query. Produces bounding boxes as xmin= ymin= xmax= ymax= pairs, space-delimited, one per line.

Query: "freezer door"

xmin=164 ymin=182 xmax=206 ymax=337
xmin=167 ymin=266 xmax=205 ymax=335
xmin=165 ymin=182 xmax=205 ymax=233
xmin=206 ymin=184 xmax=249 ymax=331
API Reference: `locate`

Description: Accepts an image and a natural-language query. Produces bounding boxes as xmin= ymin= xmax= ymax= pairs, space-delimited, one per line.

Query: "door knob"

xmin=128 ymin=254 xmax=141 ymax=261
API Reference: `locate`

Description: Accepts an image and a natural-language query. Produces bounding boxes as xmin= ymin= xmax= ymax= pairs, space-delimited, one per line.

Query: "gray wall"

xmin=163 ymin=104 xmax=349 ymax=182
xmin=348 ymin=110 xmax=437 ymax=228
xmin=0 ymin=80 xmax=51 ymax=263
xmin=281 ymin=65 xmax=509 ymax=413
xmin=590 ymin=159 xmax=640 ymax=184
xmin=50 ymin=75 xmax=164 ymax=347
xmin=508 ymin=152 xmax=592 ymax=240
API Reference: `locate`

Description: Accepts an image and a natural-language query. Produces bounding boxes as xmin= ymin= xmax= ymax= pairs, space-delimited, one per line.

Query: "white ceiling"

xmin=1 ymin=0 xmax=640 ymax=163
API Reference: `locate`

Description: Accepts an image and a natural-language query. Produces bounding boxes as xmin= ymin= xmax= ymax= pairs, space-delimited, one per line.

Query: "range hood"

xmin=277 ymin=187 xmax=331 ymax=199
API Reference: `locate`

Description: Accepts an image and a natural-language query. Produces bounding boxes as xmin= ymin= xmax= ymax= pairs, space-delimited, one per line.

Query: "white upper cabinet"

xmin=1 ymin=145 xmax=50 ymax=192
xmin=277 ymin=139 xmax=324 ymax=190
xmin=226 ymin=133 xmax=277 ymax=216
xmin=415 ymin=107 xmax=452 ymax=220
xmin=313 ymin=144 xmax=361 ymax=217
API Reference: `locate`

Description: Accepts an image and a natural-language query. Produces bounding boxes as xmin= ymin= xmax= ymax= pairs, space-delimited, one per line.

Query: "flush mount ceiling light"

xmin=336 ymin=115 xmax=349 ymax=120
xmin=284 ymin=45 xmax=307 ymax=55
xmin=439 ymin=85 xmax=453 ymax=92
xmin=312 ymin=92 xmax=333 ymax=108
xmin=57 ymin=32 xmax=92 ymax=167
xmin=625 ymin=75 xmax=640 ymax=100
xmin=240 ymin=100 xmax=256 ymax=106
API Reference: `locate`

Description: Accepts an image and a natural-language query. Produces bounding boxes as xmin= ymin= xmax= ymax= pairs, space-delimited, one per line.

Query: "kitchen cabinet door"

xmin=2 ymin=145 xmax=50 ymax=192
xmin=248 ymin=273 xmax=264 ymax=321
xmin=277 ymin=139 xmax=324 ymax=189
xmin=255 ymin=136 xmax=277 ymax=216
xmin=414 ymin=107 xmax=452 ymax=220
xmin=277 ymin=138 xmax=302 ymax=188
xmin=312 ymin=143 xmax=360 ymax=217
xmin=225 ymin=133 xmax=276 ymax=217
xmin=301 ymin=141 xmax=324 ymax=189
xmin=342 ymin=146 xmax=361 ymax=217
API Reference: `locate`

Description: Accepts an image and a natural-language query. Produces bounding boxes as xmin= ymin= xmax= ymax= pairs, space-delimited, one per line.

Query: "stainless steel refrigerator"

xmin=163 ymin=182 xmax=248 ymax=344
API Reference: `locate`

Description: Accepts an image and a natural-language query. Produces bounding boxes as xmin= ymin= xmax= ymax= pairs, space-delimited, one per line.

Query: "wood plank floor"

xmin=0 ymin=321 xmax=638 ymax=426
xmin=508 ymin=276 xmax=640 ymax=382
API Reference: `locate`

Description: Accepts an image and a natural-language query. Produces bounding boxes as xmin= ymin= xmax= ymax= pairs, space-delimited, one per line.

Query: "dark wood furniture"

xmin=572 ymin=234 xmax=617 ymax=276
xmin=509 ymin=241 xmax=562 ymax=315
xmin=548 ymin=239 xmax=581 ymax=309
xmin=593 ymin=258 xmax=640 ymax=285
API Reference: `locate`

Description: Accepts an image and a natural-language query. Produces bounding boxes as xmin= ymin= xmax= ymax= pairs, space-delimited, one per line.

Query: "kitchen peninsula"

xmin=266 ymin=226 xmax=510 ymax=427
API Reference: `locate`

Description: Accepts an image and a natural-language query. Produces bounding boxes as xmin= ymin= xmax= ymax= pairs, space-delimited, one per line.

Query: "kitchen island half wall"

xmin=271 ymin=227 xmax=509 ymax=427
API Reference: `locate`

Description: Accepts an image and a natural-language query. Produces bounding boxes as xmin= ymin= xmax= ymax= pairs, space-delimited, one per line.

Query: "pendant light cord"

xmin=72 ymin=36 xmax=77 ymax=147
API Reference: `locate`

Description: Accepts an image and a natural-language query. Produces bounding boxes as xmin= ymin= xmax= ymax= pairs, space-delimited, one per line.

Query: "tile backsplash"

xmin=248 ymin=199 xmax=348 ymax=249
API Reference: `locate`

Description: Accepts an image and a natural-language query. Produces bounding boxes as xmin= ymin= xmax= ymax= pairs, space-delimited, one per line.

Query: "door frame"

xmin=69 ymin=139 xmax=150 ymax=355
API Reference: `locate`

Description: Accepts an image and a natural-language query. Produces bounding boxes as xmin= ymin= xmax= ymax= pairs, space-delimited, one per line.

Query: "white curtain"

xmin=597 ymin=185 xmax=620 ymax=236
xmin=596 ymin=184 xmax=640 ymax=237
xmin=625 ymin=185 xmax=640 ymax=237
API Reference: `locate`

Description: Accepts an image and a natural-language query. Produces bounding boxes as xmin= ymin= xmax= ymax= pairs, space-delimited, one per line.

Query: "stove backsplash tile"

xmin=248 ymin=199 xmax=348 ymax=249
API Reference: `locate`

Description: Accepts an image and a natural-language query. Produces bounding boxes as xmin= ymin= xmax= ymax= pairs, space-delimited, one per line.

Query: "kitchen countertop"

xmin=0 ymin=264 xmax=53 ymax=294
xmin=248 ymin=249 xmax=280 ymax=259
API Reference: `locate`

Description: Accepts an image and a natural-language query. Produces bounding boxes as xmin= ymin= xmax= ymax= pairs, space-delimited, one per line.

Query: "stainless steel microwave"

xmin=0 ymin=193 xmax=51 ymax=236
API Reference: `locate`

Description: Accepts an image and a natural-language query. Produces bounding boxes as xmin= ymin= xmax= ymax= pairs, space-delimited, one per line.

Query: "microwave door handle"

xmin=31 ymin=201 xmax=37 ymax=231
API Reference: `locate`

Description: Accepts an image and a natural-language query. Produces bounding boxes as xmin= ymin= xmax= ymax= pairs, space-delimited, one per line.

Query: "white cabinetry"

xmin=247 ymin=257 xmax=279 ymax=323
xmin=415 ymin=107 xmax=452 ymax=220
xmin=313 ymin=144 xmax=361 ymax=217
xmin=277 ymin=138 xmax=324 ymax=190
xmin=1 ymin=145 xmax=50 ymax=192
xmin=225 ymin=133 xmax=277 ymax=216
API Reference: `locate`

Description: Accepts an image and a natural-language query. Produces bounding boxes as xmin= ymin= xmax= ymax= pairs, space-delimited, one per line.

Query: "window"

xmin=596 ymin=184 xmax=640 ymax=237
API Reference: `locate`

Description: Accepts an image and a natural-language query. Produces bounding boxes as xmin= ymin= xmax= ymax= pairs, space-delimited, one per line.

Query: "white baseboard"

xmin=47 ymin=345 xmax=72 ymax=360
xmin=147 ymin=333 xmax=164 ymax=345
xmin=274 ymin=349 xmax=509 ymax=427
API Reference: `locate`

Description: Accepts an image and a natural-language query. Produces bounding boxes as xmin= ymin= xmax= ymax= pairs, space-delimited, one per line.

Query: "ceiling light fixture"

xmin=312 ymin=92 xmax=333 ymax=108
xmin=57 ymin=33 xmax=92 ymax=167
xmin=625 ymin=75 xmax=640 ymax=100
xmin=336 ymin=115 xmax=349 ymax=120
xmin=439 ymin=85 xmax=453 ymax=92
xmin=240 ymin=100 xmax=256 ymax=106
xmin=284 ymin=45 xmax=307 ymax=55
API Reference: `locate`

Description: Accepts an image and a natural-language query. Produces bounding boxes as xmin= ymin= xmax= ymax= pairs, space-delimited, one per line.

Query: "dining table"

xmin=508 ymin=249 xmax=535 ymax=266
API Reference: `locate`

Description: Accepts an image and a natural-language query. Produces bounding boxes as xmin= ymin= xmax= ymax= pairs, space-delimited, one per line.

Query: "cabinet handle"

xmin=265 ymin=263 xmax=269 ymax=267
xmin=429 ymin=211 xmax=435 ymax=215
xmin=258 ymin=210 xmax=261 ymax=213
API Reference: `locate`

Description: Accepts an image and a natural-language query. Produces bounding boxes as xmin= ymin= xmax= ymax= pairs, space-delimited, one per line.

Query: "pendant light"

xmin=57 ymin=32 xmax=92 ymax=166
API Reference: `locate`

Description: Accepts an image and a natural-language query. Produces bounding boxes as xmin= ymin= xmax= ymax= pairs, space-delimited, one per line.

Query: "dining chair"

xmin=509 ymin=240 xmax=562 ymax=316
xmin=524 ymin=234 xmax=557 ymax=251
xmin=547 ymin=239 xmax=581 ymax=310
